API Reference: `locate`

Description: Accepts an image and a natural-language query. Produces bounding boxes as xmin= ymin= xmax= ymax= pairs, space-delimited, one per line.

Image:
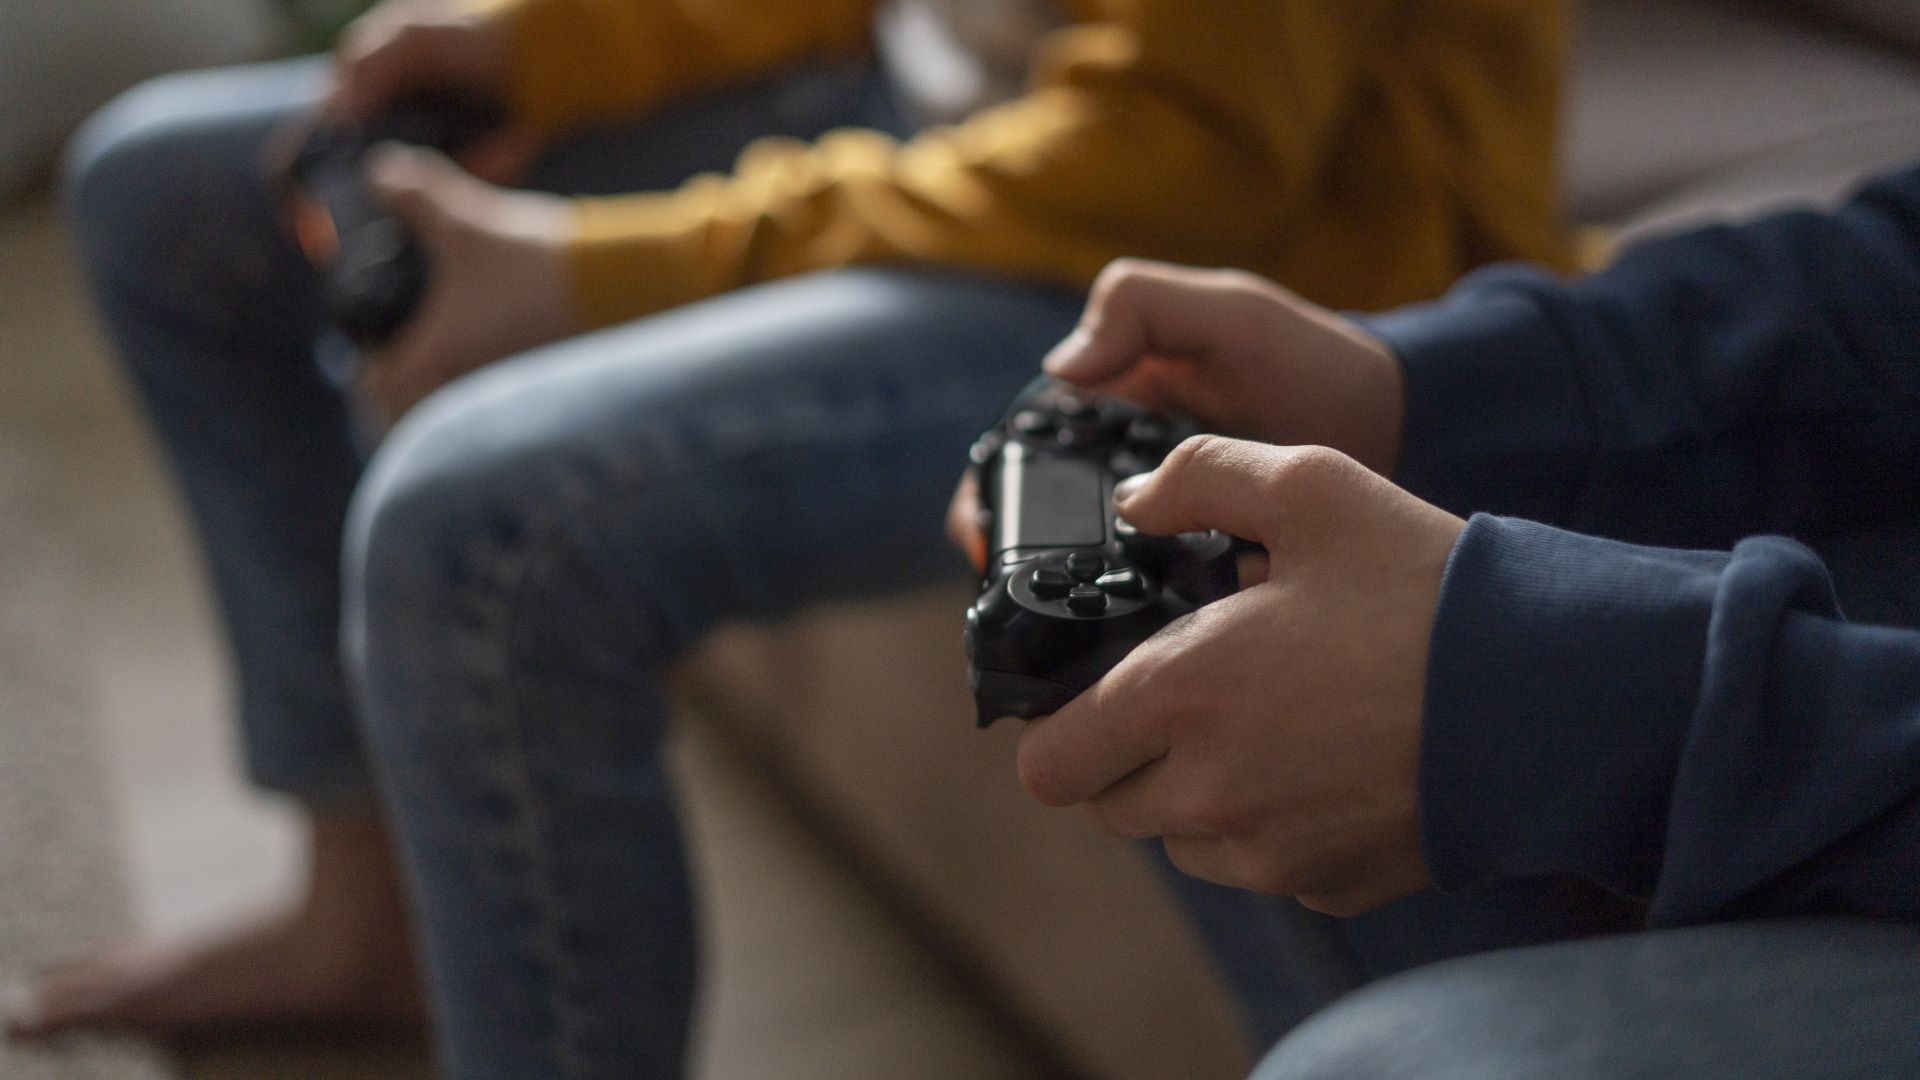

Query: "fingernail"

xmin=1041 ymin=327 xmax=1092 ymax=374
xmin=1113 ymin=474 xmax=1148 ymax=502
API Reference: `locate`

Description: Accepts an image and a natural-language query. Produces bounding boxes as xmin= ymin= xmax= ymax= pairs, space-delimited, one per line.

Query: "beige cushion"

xmin=674 ymin=588 xmax=1250 ymax=1080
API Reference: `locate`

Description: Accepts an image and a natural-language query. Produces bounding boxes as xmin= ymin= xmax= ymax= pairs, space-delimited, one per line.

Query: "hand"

xmin=359 ymin=145 xmax=580 ymax=420
xmin=331 ymin=0 xmax=534 ymax=182
xmin=1046 ymin=259 xmax=1406 ymax=475
xmin=1014 ymin=436 xmax=1464 ymax=915
xmin=945 ymin=258 xmax=1407 ymax=570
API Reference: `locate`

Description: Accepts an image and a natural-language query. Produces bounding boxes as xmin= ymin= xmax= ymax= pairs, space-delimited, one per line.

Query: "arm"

xmin=1373 ymin=165 xmax=1920 ymax=545
xmin=1424 ymin=514 xmax=1920 ymax=924
xmin=471 ymin=0 xmax=878 ymax=133
xmin=550 ymin=0 xmax=1570 ymax=326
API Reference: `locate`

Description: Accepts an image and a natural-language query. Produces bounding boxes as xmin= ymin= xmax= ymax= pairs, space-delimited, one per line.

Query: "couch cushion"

xmin=1568 ymin=0 xmax=1920 ymax=232
xmin=674 ymin=588 xmax=1251 ymax=1080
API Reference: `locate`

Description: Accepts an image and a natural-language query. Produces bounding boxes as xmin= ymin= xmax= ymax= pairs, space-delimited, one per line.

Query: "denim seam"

xmin=447 ymin=376 xmax=987 ymax=1075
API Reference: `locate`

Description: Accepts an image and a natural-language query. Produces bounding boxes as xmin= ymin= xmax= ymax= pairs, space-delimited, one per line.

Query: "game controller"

xmin=963 ymin=377 xmax=1239 ymax=726
xmin=285 ymin=92 xmax=506 ymax=347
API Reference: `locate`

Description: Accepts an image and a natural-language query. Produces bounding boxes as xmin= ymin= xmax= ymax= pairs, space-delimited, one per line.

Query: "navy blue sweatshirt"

xmin=1363 ymin=165 xmax=1920 ymax=926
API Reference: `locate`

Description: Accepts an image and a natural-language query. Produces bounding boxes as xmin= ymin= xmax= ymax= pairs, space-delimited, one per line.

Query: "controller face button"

xmin=1029 ymin=567 xmax=1075 ymax=599
xmin=1095 ymin=569 xmax=1145 ymax=597
xmin=1066 ymin=552 xmax=1106 ymax=581
xmin=1067 ymin=585 xmax=1109 ymax=615
xmin=1057 ymin=394 xmax=1096 ymax=419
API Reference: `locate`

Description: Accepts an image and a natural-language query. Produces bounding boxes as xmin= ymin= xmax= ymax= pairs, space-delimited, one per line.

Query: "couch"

xmin=665 ymin=2 xmax=1920 ymax=1078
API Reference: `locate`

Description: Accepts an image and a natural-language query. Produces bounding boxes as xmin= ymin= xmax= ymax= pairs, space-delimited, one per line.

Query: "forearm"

xmin=556 ymin=0 xmax=1570 ymax=326
xmin=1421 ymin=515 xmax=1920 ymax=924
xmin=1374 ymin=165 xmax=1920 ymax=545
xmin=469 ymin=0 xmax=876 ymax=134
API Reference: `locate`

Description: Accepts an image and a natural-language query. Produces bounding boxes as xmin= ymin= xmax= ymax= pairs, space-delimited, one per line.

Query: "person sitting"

xmin=16 ymin=0 xmax=1569 ymax=1075
xmin=986 ymin=161 xmax=1920 ymax=1079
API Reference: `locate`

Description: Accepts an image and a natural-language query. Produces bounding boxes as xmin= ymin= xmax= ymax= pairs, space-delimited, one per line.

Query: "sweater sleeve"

xmin=547 ymin=0 xmax=1570 ymax=327
xmin=469 ymin=0 xmax=878 ymax=135
xmin=1370 ymin=164 xmax=1920 ymax=547
xmin=1421 ymin=514 xmax=1920 ymax=924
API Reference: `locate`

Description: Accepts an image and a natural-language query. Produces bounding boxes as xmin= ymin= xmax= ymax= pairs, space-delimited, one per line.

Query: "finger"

xmin=366 ymin=143 xmax=486 ymax=241
xmin=1234 ymin=548 xmax=1270 ymax=590
xmin=1042 ymin=260 xmax=1277 ymax=387
xmin=1080 ymin=757 xmax=1190 ymax=840
xmin=1160 ymin=834 xmax=1238 ymax=889
xmin=1111 ymin=434 xmax=1316 ymax=546
xmin=460 ymin=130 xmax=540 ymax=186
xmin=1015 ymin=656 xmax=1171 ymax=808
xmin=945 ymin=471 xmax=987 ymax=573
xmin=331 ymin=15 xmax=408 ymax=118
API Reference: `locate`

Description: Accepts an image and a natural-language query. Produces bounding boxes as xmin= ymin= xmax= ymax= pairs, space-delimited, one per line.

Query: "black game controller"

xmin=285 ymin=93 xmax=506 ymax=347
xmin=964 ymin=378 xmax=1239 ymax=727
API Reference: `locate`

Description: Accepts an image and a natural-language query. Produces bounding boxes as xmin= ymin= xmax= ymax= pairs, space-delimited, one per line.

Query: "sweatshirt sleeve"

xmin=548 ymin=0 xmax=1569 ymax=326
xmin=1421 ymin=514 xmax=1920 ymax=924
xmin=470 ymin=0 xmax=877 ymax=135
xmin=1369 ymin=164 xmax=1920 ymax=547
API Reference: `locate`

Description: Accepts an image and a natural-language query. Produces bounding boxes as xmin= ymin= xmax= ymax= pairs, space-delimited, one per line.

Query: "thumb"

xmin=366 ymin=143 xmax=485 ymax=242
xmin=1113 ymin=435 xmax=1299 ymax=546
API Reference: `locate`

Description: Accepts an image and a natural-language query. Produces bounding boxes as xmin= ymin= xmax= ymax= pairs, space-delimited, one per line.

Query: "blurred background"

xmin=2 ymin=1 xmax=1920 ymax=1078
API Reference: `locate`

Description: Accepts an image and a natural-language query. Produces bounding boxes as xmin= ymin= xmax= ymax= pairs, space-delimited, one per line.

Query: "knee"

xmin=62 ymin=73 xmax=271 ymax=268
xmin=1248 ymin=946 xmax=1581 ymax=1080
xmin=346 ymin=390 xmax=537 ymax=611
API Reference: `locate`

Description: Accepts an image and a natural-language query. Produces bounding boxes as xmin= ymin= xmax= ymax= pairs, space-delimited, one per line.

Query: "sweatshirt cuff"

xmin=1419 ymin=515 xmax=1727 ymax=900
xmin=1362 ymin=270 xmax=1594 ymax=521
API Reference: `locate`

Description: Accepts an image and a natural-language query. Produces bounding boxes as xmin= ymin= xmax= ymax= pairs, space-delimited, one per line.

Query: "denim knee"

xmin=65 ymin=76 xmax=225 ymax=258
xmin=342 ymin=372 xmax=652 ymax=669
xmin=63 ymin=61 xmax=323 ymax=283
xmin=1251 ymin=918 xmax=1920 ymax=1080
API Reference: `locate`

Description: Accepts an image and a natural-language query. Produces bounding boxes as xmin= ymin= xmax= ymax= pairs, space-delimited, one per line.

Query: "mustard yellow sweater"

xmin=474 ymin=0 xmax=1570 ymax=327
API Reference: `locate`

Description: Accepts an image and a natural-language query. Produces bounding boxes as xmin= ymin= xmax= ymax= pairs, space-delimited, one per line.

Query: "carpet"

xmin=0 ymin=438 xmax=176 ymax=1080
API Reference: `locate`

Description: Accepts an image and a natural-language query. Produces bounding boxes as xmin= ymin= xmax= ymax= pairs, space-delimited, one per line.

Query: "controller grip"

xmin=327 ymin=218 xmax=428 ymax=347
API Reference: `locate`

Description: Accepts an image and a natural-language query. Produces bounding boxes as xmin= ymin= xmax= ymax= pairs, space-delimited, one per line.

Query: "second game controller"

xmin=963 ymin=378 xmax=1239 ymax=726
xmin=285 ymin=92 xmax=506 ymax=347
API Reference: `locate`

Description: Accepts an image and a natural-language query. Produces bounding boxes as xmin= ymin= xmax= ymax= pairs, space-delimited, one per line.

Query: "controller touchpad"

xmin=999 ymin=447 xmax=1107 ymax=551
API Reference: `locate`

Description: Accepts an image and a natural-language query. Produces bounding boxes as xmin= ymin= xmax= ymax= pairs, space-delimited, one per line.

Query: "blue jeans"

xmin=1253 ymin=916 xmax=1920 ymax=1079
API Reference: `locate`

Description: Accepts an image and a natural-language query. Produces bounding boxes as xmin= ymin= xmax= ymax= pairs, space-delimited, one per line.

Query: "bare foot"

xmin=6 ymin=809 xmax=424 ymax=1040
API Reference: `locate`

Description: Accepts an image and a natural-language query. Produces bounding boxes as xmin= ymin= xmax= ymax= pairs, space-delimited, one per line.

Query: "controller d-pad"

xmin=1066 ymin=553 xmax=1105 ymax=581
xmin=1095 ymin=568 xmax=1145 ymax=597
xmin=1029 ymin=567 xmax=1074 ymax=599
xmin=1067 ymin=585 xmax=1109 ymax=615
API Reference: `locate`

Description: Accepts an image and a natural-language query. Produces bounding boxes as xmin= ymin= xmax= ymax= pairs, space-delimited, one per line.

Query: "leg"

xmin=12 ymin=57 xmax=426 ymax=1040
xmin=1251 ymin=916 xmax=1920 ymax=1080
xmin=344 ymin=269 xmax=1084 ymax=1078
xmin=20 ymin=53 xmax=908 ymax=1041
